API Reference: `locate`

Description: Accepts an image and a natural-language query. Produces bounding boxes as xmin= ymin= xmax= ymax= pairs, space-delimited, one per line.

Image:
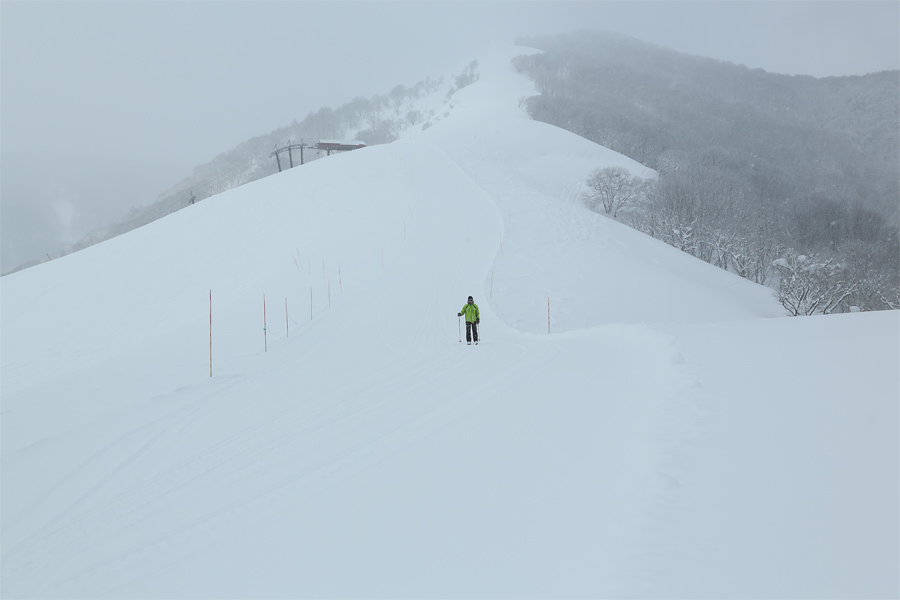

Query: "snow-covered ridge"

xmin=41 ymin=57 xmax=479 ymax=269
xmin=1 ymin=44 xmax=896 ymax=598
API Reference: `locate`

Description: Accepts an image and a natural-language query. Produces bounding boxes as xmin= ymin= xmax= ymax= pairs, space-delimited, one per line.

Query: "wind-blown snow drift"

xmin=2 ymin=45 xmax=897 ymax=599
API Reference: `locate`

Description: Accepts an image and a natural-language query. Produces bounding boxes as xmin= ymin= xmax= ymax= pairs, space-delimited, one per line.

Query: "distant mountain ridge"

xmin=513 ymin=30 xmax=899 ymax=311
xmin=514 ymin=30 xmax=899 ymax=217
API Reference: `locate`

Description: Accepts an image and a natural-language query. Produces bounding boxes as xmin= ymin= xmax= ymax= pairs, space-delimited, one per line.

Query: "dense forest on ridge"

xmin=514 ymin=30 xmax=899 ymax=312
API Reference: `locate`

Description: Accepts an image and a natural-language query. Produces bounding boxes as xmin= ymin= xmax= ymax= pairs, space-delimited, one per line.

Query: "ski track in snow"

xmin=5 ymin=341 xmax=555 ymax=598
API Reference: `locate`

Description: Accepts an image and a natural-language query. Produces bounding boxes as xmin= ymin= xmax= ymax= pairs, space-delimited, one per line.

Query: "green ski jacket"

xmin=460 ymin=302 xmax=480 ymax=323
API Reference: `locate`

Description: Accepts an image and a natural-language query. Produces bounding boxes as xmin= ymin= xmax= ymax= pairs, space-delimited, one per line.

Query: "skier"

xmin=458 ymin=296 xmax=480 ymax=344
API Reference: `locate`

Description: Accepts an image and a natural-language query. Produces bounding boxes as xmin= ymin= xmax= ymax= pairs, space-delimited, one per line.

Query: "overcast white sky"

xmin=2 ymin=1 xmax=898 ymax=272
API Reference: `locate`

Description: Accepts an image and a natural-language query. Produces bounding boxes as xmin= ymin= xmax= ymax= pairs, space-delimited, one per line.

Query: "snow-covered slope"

xmin=2 ymin=45 xmax=897 ymax=599
xmin=407 ymin=46 xmax=783 ymax=331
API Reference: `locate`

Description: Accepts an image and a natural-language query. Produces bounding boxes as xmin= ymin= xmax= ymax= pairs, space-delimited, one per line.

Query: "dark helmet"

xmin=468 ymin=296 xmax=474 ymax=301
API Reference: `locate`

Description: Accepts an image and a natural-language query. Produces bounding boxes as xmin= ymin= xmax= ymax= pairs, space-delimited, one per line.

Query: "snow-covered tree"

xmin=446 ymin=61 xmax=480 ymax=98
xmin=772 ymin=250 xmax=857 ymax=316
xmin=583 ymin=166 xmax=648 ymax=218
xmin=729 ymin=235 xmax=779 ymax=286
xmin=839 ymin=238 xmax=900 ymax=311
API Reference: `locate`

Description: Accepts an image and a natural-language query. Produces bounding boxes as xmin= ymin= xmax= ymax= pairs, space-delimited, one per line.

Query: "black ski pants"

xmin=466 ymin=321 xmax=479 ymax=342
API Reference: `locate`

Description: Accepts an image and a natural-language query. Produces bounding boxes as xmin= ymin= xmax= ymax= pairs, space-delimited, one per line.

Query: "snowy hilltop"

xmin=1 ymin=44 xmax=897 ymax=598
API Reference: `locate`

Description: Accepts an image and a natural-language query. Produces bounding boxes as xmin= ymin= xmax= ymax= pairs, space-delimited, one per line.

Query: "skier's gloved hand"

xmin=476 ymin=318 xmax=480 ymax=324
xmin=458 ymin=313 xmax=462 ymax=317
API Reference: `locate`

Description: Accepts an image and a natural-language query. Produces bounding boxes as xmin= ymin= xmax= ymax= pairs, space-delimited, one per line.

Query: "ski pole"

xmin=458 ymin=314 xmax=461 ymax=343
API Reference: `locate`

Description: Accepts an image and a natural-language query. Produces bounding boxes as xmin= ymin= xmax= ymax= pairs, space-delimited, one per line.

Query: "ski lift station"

xmin=315 ymin=140 xmax=367 ymax=154
xmin=271 ymin=140 xmax=367 ymax=172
